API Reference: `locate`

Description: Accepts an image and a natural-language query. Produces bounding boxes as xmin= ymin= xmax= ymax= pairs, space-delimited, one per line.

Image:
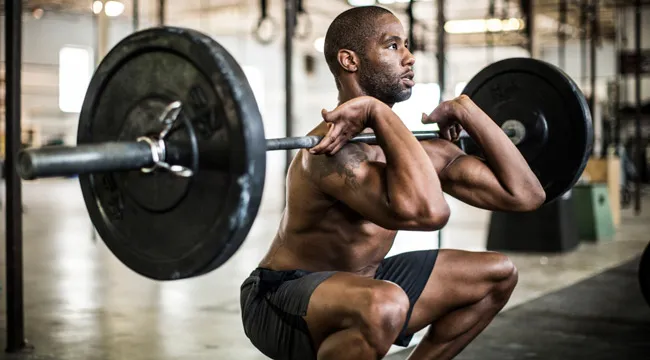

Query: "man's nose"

xmin=404 ymin=50 xmax=415 ymax=67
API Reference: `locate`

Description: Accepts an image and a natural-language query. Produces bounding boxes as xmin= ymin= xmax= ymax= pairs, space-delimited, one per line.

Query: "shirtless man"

xmin=240 ymin=6 xmax=545 ymax=360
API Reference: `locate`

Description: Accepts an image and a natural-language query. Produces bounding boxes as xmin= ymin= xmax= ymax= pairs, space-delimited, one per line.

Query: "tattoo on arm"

xmin=311 ymin=145 xmax=369 ymax=189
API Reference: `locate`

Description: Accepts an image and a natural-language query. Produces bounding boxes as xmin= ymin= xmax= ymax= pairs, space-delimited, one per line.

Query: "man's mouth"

xmin=402 ymin=71 xmax=415 ymax=87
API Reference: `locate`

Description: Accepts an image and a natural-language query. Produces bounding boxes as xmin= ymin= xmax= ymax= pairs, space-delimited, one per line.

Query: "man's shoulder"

xmin=302 ymin=143 xmax=375 ymax=182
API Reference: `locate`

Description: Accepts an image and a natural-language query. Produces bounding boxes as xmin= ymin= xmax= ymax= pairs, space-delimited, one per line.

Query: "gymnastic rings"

xmin=252 ymin=16 xmax=278 ymax=45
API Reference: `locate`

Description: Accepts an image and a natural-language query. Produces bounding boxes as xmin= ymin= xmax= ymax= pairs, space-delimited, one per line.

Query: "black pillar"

xmin=158 ymin=0 xmax=165 ymax=25
xmin=634 ymin=0 xmax=642 ymax=213
xmin=5 ymin=0 xmax=27 ymax=353
xmin=437 ymin=0 xmax=445 ymax=102
xmin=133 ymin=0 xmax=140 ymax=31
xmin=284 ymin=0 xmax=296 ymax=193
xmin=558 ymin=0 xmax=567 ymax=69
xmin=589 ymin=0 xmax=598 ymax=117
xmin=523 ymin=0 xmax=535 ymax=56
xmin=580 ymin=0 xmax=588 ymax=88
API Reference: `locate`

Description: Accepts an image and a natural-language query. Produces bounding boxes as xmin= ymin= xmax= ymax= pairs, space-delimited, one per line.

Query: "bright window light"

xmin=242 ymin=66 xmax=265 ymax=113
xmin=392 ymin=83 xmax=441 ymax=132
xmin=455 ymin=82 xmax=467 ymax=97
xmin=347 ymin=0 xmax=376 ymax=6
xmin=444 ymin=18 xmax=524 ymax=34
xmin=59 ymin=46 xmax=93 ymax=113
xmin=92 ymin=0 xmax=103 ymax=14
xmin=104 ymin=1 xmax=125 ymax=17
xmin=313 ymin=37 xmax=325 ymax=53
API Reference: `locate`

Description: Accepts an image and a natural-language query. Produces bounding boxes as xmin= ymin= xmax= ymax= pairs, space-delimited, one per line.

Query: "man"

xmin=240 ymin=6 xmax=545 ymax=360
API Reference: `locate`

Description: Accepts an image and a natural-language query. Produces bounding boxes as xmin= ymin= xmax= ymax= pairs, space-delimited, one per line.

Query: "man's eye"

xmin=389 ymin=43 xmax=398 ymax=49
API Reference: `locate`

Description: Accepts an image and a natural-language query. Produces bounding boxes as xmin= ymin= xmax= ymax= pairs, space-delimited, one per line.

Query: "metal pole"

xmin=158 ymin=0 xmax=165 ymax=25
xmin=613 ymin=3 xmax=621 ymax=148
xmin=589 ymin=0 xmax=598 ymax=117
xmin=559 ymin=0 xmax=567 ymax=69
xmin=133 ymin=0 xmax=140 ymax=31
xmin=408 ymin=0 xmax=416 ymax=54
xmin=634 ymin=0 xmax=642 ymax=214
xmin=437 ymin=0 xmax=445 ymax=102
xmin=580 ymin=0 xmax=588 ymax=89
xmin=284 ymin=0 xmax=295 ymax=196
xmin=5 ymin=0 xmax=27 ymax=352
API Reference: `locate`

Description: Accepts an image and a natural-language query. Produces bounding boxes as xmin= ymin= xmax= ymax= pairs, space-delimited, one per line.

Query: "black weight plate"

xmin=463 ymin=58 xmax=593 ymax=204
xmin=77 ymin=27 xmax=266 ymax=280
xmin=640 ymin=241 xmax=650 ymax=307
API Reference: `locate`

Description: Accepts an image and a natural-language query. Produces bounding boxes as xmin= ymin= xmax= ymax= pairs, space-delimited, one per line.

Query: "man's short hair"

xmin=323 ymin=6 xmax=393 ymax=82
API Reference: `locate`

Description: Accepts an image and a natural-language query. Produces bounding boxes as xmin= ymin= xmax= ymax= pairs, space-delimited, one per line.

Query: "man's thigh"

xmin=240 ymin=269 xmax=337 ymax=360
xmin=403 ymin=249 xmax=516 ymax=335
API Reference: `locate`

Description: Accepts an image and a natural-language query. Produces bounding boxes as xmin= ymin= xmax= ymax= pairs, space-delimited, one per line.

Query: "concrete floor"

xmin=0 ymin=178 xmax=648 ymax=360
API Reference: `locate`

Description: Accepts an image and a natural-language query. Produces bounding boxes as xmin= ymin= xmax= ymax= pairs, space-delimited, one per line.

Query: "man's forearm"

xmin=458 ymin=99 xmax=542 ymax=196
xmin=369 ymin=103 xmax=447 ymax=219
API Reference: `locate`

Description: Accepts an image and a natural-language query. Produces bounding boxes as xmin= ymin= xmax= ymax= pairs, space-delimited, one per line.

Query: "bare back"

xmin=258 ymin=136 xmax=461 ymax=275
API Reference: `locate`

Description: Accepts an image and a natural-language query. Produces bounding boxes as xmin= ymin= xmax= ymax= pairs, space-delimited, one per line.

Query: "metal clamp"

xmin=137 ymin=101 xmax=194 ymax=178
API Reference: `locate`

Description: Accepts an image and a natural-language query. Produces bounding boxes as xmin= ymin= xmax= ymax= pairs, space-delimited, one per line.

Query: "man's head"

xmin=324 ymin=6 xmax=415 ymax=106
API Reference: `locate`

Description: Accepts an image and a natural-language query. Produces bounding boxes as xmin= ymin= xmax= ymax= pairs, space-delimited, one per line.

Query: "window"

xmin=392 ymin=83 xmax=441 ymax=131
xmin=455 ymin=82 xmax=468 ymax=97
xmin=59 ymin=46 xmax=93 ymax=113
xmin=242 ymin=66 xmax=265 ymax=113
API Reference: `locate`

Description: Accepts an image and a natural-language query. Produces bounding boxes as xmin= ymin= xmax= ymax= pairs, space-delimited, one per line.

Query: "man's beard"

xmin=357 ymin=60 xmax=412 ymax=105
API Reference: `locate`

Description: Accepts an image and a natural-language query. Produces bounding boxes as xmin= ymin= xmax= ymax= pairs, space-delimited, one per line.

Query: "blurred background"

xmin=0 ymin=1 xmax=649 ymax=359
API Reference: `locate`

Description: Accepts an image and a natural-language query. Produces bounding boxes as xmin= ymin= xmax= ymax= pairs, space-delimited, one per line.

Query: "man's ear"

xmin=337 ymin=49 xmax=359 ymax=73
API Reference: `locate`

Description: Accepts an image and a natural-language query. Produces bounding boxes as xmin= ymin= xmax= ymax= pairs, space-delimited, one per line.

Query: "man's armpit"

xmin=309 ymin=145 xmax=370 ymax=190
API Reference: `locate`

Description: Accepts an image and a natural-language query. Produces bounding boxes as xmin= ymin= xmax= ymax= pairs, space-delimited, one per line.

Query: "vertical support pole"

xmin=589 ymin=0 xmax=598 ymax=118
xmin=158 ymin=0 xmax=165 ymax=25
xmin=5 ymin=0 xmax=27 ymax=352
xmin=559 ymin=0 xmax=567 ymax=69
xmin=437 ymin=0 xmax=445 ymax=102
xmin=97 ymin=2 xmax=109 ymax=64
xmin=133 ymin=0 xmax=140 ymax=31
xmin=523 ymin=0 xmax=537 ymax=57
xmin=407 ymin=0 xmax=416 ymax=55
xmin=284 ymin=0 xmax=296 ymax=199
xmin=614 ymin=3 xmax=621 ymax=149
xmin=580 ymin=0 xmax=588 ymax=89
xmin=634 ymin=0 xmax=642 ymax=214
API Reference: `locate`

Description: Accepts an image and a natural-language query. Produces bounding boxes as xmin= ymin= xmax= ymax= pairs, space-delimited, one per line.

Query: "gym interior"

xmin=1 ymin=0 xmax=649 ymax=359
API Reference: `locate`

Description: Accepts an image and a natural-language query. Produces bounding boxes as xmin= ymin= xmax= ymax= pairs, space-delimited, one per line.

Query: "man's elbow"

xmin=512 ymin=187 xmax=546 ymax=212
xmin=419 ymin=202 xmax=451 ymax=231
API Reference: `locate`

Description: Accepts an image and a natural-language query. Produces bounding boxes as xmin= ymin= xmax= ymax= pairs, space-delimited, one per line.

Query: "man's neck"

xmin=336 ymin=82 xmax=394 ymax=108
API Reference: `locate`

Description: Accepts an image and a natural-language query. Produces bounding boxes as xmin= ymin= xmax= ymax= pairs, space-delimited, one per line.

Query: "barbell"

xmin=17 ymin=26 xmax=593 ymax=281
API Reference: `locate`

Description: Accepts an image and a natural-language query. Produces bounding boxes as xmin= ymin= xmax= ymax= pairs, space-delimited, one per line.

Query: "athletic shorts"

xmin=239 ymin=249 xmax=439 ymax=360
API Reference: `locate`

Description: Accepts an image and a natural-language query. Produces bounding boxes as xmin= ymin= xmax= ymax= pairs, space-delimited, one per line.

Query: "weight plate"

xmin=77 ymin=27 xmax=266 ymax=280
xmin=463 ymin=58 xmax=593 ymax=204
xmin=640 ymin=241 xmax=650 ymax=307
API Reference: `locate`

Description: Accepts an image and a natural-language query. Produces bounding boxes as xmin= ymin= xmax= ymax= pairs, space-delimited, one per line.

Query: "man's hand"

xmin=421 ymin=96 xmax=470 ymax=143
xmin=310 ymin=96 xmax=379 ymax=156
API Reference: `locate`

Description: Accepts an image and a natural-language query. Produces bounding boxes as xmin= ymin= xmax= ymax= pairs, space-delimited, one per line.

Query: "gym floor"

xmin=0 ymin=179 xmax=648 ymax=359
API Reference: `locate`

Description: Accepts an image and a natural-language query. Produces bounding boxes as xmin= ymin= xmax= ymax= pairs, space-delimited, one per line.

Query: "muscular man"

xmin=240 ymin=6 xmax=545 ymax=360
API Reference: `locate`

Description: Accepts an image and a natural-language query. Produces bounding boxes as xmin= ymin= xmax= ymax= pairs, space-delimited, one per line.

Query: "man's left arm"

xmin=423 ymin=95 xmax=546 ymax=212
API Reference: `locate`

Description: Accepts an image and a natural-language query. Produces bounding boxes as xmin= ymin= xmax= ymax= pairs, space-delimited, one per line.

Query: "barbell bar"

xmin=18 ymin=123 xmax=518 ymax=181
xmin=14 ymin=27 xmax=593 ymax=281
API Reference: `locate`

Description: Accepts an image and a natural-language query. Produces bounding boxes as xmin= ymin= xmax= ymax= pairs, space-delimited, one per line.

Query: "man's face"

xmin=357 ymin=15 xmax=415 ymax=106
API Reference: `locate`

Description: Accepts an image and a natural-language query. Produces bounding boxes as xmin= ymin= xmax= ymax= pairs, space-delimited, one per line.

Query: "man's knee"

xmin=356 ymin=282 xmax=410 ymax=355
xmin=484 ymin=252 xmax=518 ymax=300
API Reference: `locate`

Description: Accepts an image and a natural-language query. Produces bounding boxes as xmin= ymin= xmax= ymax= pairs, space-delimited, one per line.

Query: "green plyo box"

xmin=572 ymin=184 xmax=615 ymax=242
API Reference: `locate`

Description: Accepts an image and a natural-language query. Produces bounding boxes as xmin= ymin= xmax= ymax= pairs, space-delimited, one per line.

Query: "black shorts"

xmin=239 ymin=249 xmax=439 ymax=360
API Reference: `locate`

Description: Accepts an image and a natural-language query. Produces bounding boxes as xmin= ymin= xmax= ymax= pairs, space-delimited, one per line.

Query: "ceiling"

xmin=0 ymin=0 xmax=647 ymax=49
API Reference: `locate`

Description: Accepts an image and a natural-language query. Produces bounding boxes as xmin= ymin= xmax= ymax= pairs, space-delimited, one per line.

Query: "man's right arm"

xmin=307 ymin=102 xmax=450 ymax=231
